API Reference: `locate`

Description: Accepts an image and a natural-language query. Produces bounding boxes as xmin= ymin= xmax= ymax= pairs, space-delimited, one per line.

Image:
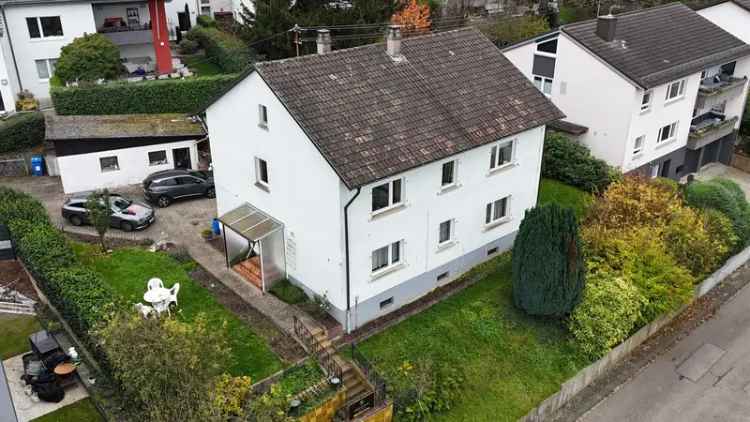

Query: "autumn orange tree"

xmin=391 ymin=0 xmax=431 ymax=34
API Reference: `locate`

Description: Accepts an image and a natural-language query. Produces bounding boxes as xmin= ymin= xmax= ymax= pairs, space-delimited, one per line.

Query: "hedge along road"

xmin=580 ymin=265 xmax=750 ymax=422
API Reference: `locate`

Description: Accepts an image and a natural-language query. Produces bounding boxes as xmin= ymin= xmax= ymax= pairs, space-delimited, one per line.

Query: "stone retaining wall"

xmin=519 ymin=243 xmax=750 ymax=422
xmin=731 ymin=151 xmax=750 ymax=173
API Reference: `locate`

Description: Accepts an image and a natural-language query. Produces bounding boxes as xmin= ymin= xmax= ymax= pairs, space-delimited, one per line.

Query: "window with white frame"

xmin=371 ymin=178 xmax=403 ymax=213
xmin=371 ymin=241 xmax=401 ymax=273
xmin=100 ymin=156 xmax=119 ymax=172
xmin=640 ymin=90 xmax=652 ymax=112
xmin=254 ymin=157 xmax=269 ymax=187
xmin=533 ymin=75 xmax=553 ymax=95
xmin=665 ymin=80 xmax=685 ymax=102
xmin=441 ymin=160 xmax=455 ymax=187
xmin=26 ymin=16 xmax=63 ymax=39
xmin=657 ymin=122 xmax=678 ymax=144
xmin=485 ymin=196 xmax=509 ymax=226
xmin=489 ymin=140 xmax=514 ymax=171
xmin=438 ymin=220 xmax=454 ymax=245
xmin=148 ymin=150 xmax=167 ymax=166
xmin=633 ymin=135 xmax=644 ymax=155
xmin=258 ymin=104 xmax=268 ymax=128
xmin=35 ymin=59 xmax=57 ymax=80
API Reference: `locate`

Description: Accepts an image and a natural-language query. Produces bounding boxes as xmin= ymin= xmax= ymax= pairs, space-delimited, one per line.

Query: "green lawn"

xmin=183 ymin=54 xmax=223 ymax=76
xmin=538 ymin=178 xmax=593 ymax=219
xmin=73 ymin=243 xmax=284 ymax=379
xmin=0 ymin=315 xmax=41 ymax=360
xmin=357 ymin=254 xmax=590 ymax=421
xmin=30 ymin=398 xmax=103 ymax=422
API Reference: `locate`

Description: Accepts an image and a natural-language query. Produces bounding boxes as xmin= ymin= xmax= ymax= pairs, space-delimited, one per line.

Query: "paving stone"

xmin=676 ymin=343 xmax=726 ymax=383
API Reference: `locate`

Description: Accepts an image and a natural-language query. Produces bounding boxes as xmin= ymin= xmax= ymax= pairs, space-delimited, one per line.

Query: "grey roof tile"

xmin=255 ymin=28 xmax=563 ymax=188
xmin=562 ymin=2 xmax=750 ymax=89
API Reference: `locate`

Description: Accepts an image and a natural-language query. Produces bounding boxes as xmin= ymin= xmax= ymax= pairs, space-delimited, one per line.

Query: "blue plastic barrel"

xmin=212 ymin=218 xmax=221 ymax=235
xmin=30 ymin=155 xmax=44 ymax=176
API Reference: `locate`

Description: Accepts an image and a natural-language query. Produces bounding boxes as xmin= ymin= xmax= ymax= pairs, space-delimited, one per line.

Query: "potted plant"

xmin=201 ymin=228 xmax=214 ymax=241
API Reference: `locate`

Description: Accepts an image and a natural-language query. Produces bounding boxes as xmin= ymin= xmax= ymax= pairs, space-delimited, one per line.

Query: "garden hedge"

xmin=0 ymin=187 xmax=118 ymax=358
xmin=51 ymin=74 xmax=239 ymax=115
xmin=186 ymin=26 xmax=251 ymax=73
xmin=542 ymin=132 xmax=618 ymax=193
xmin=684 ymin=178 xmax=750 ymax=248
xmin=0 ymin=112 xmax=45 ymax=154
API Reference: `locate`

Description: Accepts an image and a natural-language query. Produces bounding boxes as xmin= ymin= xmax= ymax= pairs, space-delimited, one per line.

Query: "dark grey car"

xmin=143 ymin=169 xmax=215 ymax=208
xmin=61 ymin=194 xmax=155 ymax=232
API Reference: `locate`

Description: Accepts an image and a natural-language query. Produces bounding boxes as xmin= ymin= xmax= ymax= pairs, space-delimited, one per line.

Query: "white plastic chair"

xmin=147 ymin=278 xmax=164 ymax=291
xmin=168 ymin=283 xmax=180 ymax=308
xmin=152 ymin=300 xmax=169 ymax=316
xmin=134 ymin=302 xmax=154 ymax=319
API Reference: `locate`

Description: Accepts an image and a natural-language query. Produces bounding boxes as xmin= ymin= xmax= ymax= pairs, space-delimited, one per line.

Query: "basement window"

xmin=379 ymin=297 xmax=394 ymax=309
xmin=437 ymin=271 xmax=449 ymax=281
xmin=487 ymin=246 xmax=498 ymax=256
xmin=100 ymin=156 xmax=119 ymax=172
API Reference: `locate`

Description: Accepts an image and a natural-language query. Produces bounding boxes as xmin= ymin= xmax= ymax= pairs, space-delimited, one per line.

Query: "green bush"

xmin=186 ymin=26 xmax=251 ymax=73
xmin=569 ymin=270 xmax=642 ymax=359
xmin=703 ymin=208 xmax=740 ymax=256
xmin=51 ymin=74 xmax=239 ymax=115
xmin=542 ymin=132 xmax=617 ymax=193
xmin=196 ymin=14 xmax=218 ymax=28
xmin=269 ymin=279 xmax=308 ymax=304
xmin=663 ymin=207 xmax=732 ymax=279
xmin=389 ymin=359 xmax=465 ymax=422
xmin=684 ymin=178 xmax=750 ymax=247
xmin=0 ymin=112 xmax=45 ymax=154
xmin=178 ymin=38 xmax=200 ymax=55
xmin=512 ymin=204 xmax=585 ymax=317
xmin=587 ymin=176 xmax=681 ymax=229
xmin=54 ymin=33 xmax=123 ymax=83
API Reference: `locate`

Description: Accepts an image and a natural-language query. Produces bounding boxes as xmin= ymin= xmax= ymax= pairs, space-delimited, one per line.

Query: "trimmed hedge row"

xmin=542 ymin=132 xmax=619 ymax=193
xmin=685 ymin=178 xmax=750 ymax=249
xmin=186 ymin=26 xmax=252 ymax=73
xmin=0 ymin=112 xmax=45 ymax=154
xmin=51 ymin=74 xmax=239 ymax=115
xmin=0 ymin=187 xmax=118 ymax=356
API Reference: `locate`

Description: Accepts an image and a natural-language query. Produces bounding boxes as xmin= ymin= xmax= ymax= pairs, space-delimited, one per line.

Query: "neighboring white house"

xmin=698 ymin=0 xmax=750 ymax=44
xmin=45 ymin=113 xmax=205 ymax=193
xmin=204 ymin=27 xmax=563 ymax=332
xmin=503 ymin=3 xmax=750 ymax=179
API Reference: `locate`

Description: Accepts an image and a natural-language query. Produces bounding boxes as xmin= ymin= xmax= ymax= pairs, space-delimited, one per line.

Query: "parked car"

xmin=61 ymin=193 xmax=155 ymax=232
xmin=142 ymin=169 xmax=215 ymax=208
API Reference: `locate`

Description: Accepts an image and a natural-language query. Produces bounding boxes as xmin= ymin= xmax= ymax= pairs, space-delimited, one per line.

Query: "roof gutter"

xmin=344 ymin=186 xmax=361 ymax=333
xmin=1 ymin=6 xmax=23 ymax=92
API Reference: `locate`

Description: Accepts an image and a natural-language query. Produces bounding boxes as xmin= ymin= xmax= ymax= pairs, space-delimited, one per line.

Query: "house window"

xmin=665 ymin=80 xmax=686 ymax=102
xmin=640 ymin=91 xmax=652 ymax=112
xmin=441 ymin=160 xmax=455 ymax=187
xmin=533 ymin=75 xmax=553 ymax=95
xmin=26 ymin=16 xmax=63 ymax=39
xmin=485 ymin=196 xmax=509 ymax=226
xmin=371 ymin=241 xmax=402 ymax=273
xmin=489 ymin=140 xmax=514 ymax=171
xmin=657 ymin=122 xmax=678 ymax=144
xmin=35 ymin=59 xmax=57 ymax=80
xmin=633 ymin=136 xmax=644 ymax=155
xmin=258 ymin=104 xmax=268 ymax=128
xmin=371 ymin=178 xmax=403 ymax=213
xmin=536 ymin=38 xmax=557 ymax=54
xmin=100 ymin=156 xmax=119 ymax=172
xmin=255 ymin=157 xmax=269 ymax=187
xmin=438 ymin=220 xmax=453 ymax=245
xmin=148 ymin=150 xmax=167 ymax=166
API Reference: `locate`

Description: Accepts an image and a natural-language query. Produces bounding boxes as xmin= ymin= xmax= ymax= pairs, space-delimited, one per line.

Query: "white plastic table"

xmin=144 ymin=288 xmax=171 ymax=315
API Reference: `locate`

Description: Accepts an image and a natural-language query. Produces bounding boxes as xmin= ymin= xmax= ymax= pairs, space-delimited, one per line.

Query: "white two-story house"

xmin=699 ymin=0 xmax=750 ymax=44
xmin=503 ymin=3 xmax=750 ymax=180
xmin=204 ymin=27 xmax=563 ymax=332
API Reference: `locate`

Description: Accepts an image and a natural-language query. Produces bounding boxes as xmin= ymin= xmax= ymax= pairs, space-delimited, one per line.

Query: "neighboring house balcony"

xmin=99 ymin=24 xmax=153 ymax=46
xmin=695 ymin=75 xmax=747 ymax=110
xmin=688 ymin=111 xmax=739 ymax=150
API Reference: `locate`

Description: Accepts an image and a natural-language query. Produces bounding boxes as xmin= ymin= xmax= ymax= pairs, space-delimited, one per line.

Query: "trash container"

xmin=212 ymin=218 xmax=221 ymax=235
xmin=30 ymin=155 xmax=44 ymax=176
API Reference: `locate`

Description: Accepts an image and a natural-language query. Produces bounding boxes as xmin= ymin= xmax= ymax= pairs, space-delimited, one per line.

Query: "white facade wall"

xmin=0 ymin=35 xmax=17 ymax=112
xmin=4 ymin=2 xmax=96 ymax=101
xmin=164 ymin=0 xmax=197 ymax=30
xmin=57 ymin=139 xmax=198 ymax=193
xmin=698 ymin=2 xmax=750 ymax=44
xmin=206 ymin=73 xmax=348 ymax=310
xmin=345 ymin=126 xmax=545 ymax=309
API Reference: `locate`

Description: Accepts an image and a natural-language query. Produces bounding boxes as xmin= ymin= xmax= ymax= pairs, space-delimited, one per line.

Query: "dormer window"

xmin=258 ymin=104 xmax=268 ymax=129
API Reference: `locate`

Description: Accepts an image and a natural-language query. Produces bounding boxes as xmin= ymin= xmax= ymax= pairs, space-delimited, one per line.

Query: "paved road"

xmin=581 ymin=279 xmax=750 ymax=422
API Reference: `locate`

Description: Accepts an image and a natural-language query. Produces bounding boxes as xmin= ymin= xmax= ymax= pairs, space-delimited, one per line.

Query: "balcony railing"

xmin=695 ymin=76 xmax=747 ymax=110
xmin=99 ymin=26 xmax=152 ymax=46
xmin=688 ymin=112 xmax=739 ymax=150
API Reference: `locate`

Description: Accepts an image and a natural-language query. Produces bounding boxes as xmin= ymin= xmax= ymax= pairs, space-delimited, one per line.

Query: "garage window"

xmin=100 ymin=156 xmax=119 ymax=172
xmin=148 ymin=150 xmax=168 ymax=166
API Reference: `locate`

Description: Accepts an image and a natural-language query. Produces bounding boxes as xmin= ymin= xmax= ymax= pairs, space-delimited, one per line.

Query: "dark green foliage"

xmin=0 ymin=112 xmax=45 ymax=153
xmin=741 ymin=98 xmax=750 ymax=138
xmin=268 ymin=279 xmax=308 ymax=304
xmin=196 ymin=15 xmax=217 ymax=27
xmin=51 ymin=74 xmax=239 ymax=115
xmin=684 ymin=178 xmax=750 ymax=248
xmin=54 ymin=33 xmax=123 ymax=82
xmin=512 ymin=203 xmax=585 ymax=317
xmin=178 ymin=38 xmax=200 ymax=55
xmin=86 ymin=190 xmax=112 ymax=252
xmin=542 ymin=132 xmax=617 ymax=193
xmin=186 ymin=26 xmax=251 ymax=73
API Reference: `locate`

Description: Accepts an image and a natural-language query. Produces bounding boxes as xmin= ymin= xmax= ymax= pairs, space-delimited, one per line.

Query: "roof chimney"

xmin=596 ymin=14 xmax=617 ymax=42
xmin=386 ymin=25 xmax=403 ymax=60
xmin=317 ymin=29 xmax=331 ymax=54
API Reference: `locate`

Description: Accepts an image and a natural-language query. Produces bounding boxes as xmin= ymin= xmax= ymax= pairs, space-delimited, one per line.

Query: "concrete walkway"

xmin=580 ymin=275 xmax=750 ymax=422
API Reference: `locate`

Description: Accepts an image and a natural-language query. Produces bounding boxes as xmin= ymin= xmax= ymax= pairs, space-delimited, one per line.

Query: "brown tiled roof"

xmin=562 ymin=3 xmax=750 ymax=89
xmin=255 ymin=28 xmax=563 ymax=188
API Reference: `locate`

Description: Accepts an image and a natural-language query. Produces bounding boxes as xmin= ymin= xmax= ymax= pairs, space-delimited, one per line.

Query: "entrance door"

xmin=660 ymin=159 xmax=671 ymax=178
xmin=173 ymin=148 xmax=191 ymax=169
xmin=701 ymin=142 xmax=720 ymax=167
xmin=178 ymin=8 xmax=191 ymax=31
